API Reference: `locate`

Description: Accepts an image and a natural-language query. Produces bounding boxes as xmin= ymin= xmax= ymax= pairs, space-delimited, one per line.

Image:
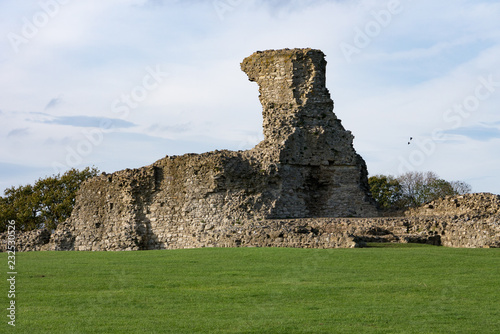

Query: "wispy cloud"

xmin=42 ymin=115 xmax=136 ymax=129
xmin=444 ymin=124 xmax=500 ymax=142
xmin=7 ymin=127 xmax=30 ymax=138
xmin=146 ymin=122 xmax=192 ymax=134
xmin=366 ymin=37 xmax=492 ymax=62
xmin=44 ymin=97 xmax=63 ymax=110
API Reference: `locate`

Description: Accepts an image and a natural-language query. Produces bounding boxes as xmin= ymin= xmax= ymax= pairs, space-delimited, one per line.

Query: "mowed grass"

xmin=2 ymin=245 xmax=499 ymax=333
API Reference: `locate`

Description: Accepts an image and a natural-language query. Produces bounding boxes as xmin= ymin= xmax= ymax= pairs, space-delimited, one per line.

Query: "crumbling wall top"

xmin=240 ymin=48 xmax=330 ymax=107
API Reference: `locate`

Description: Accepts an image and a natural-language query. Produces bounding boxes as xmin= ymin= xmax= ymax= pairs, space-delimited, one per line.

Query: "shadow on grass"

xmin=365 ymin=242 xmax=440 ymax=248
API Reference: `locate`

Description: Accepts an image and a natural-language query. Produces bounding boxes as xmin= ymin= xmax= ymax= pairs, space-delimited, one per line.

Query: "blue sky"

xmin=1 ymin=0 xmax=499 ymax=195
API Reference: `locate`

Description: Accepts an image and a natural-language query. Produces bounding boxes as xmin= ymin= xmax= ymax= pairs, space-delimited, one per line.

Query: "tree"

xmin=0 ymin=167 xmax=99 ymax=232
xmin=397 ymin=171 xmax=428 ymax=207
xmin=369 ymin=171 xmax=472 ymax=210
xmin=450 ymin=180 xmax=472 ymax=195
xmin=396 ymin=171 xmax=468 ymax=207
xmin=368 ymin=175 xmax=403 ymax=210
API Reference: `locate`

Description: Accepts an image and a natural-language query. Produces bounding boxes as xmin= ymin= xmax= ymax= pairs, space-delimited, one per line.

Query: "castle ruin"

xmin=2 ymin=49 xmax=498 ymax=251
xmin=45 ymin=48 xmax=379 ymax=251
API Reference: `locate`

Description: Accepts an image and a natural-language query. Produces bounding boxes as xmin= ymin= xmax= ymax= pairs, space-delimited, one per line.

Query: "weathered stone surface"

xmin=41 ymin=48 xmax=378 ymax=251
xmin=0 ymin=228 xmax=50 ymax=252
xmin=406 ymin=193 xmax=500 ymax=218
xmin=1 ymin=49 xmax=498 ymax=252
xmin=242 ymin=49 xmax=377 ymax=218
xmin=2 ymin=204 xmax=498 ymax=251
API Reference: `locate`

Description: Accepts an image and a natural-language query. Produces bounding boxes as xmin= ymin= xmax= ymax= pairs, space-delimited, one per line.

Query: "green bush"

xmin=0 ymin=167 xmax=99 ymax=232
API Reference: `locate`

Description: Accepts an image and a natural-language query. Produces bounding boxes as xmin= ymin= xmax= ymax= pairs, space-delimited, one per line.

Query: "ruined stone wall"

xmin=0 ymin=229 xmax=51 ymax=252
xmin=404 ymin=215 xmax=499 ymax=248
xmin=2 ymin=194 xmax=499 ymax=251
xmin=3 ymin=49 xmax=497 ymax=252
xmin=39 ymin=48 xmax=378 ymax=251
xmin=243 ymin=49 xmax=376 ymax=218
xmin=406 ymin=193 xmax=500 ymax=218
xmin=3 ymin=204 xmax=498 ymax=251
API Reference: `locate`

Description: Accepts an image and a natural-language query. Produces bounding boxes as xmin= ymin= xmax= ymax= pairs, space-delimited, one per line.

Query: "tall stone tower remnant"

xmin=51 ymin=48 xmax=378 ymax=251
xmin=241 ymin=48 xmax=376 ymax=218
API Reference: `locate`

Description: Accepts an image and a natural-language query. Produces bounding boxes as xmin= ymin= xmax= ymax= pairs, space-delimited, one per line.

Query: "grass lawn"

xmin=2 ymin=245 xmax=499 ymax=333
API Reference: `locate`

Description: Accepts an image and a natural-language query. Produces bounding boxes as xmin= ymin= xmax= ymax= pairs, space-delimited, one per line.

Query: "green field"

xmin=2 ymin=245 xmax=499 ymax=333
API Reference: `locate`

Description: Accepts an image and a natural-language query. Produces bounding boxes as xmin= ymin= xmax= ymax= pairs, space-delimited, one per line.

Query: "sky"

xmin=1 ymin=0 xmax=499 ymax=195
